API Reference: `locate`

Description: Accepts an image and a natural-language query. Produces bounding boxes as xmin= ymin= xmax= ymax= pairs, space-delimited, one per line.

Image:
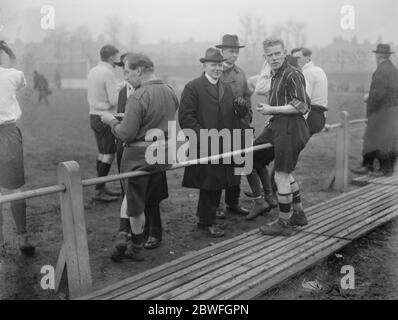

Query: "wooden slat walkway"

xmin=80 ymin=174 xmax=398 ymax=300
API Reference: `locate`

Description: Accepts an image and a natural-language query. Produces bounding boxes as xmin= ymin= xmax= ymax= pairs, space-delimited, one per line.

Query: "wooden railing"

xmin=0 ymin=111 xmax=367 ymax=298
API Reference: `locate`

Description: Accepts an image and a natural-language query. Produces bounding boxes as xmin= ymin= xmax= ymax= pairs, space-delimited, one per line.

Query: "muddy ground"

xmin=1 ymin=88 xmax=397 ymax=300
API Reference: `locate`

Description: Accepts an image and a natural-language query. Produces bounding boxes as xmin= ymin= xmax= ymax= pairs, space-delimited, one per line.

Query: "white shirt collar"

xmin=302 ymin=61 xmax=314 ymax=70
xmin=205 ymin=73 xmax=219 ymax=85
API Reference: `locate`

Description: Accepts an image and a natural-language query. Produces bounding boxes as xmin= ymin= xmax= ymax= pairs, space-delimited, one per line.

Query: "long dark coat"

xmin=363 ymin=59 xmax=398 ymax=157
xmin=178 ymin=73 xmax=243 ymax=191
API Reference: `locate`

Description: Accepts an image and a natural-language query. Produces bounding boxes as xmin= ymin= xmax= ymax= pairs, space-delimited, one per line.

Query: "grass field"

xmin=0 ymin=85 xmax=369 ymax=299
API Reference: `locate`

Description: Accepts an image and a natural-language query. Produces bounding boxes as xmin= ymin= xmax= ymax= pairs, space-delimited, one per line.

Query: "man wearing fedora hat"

xmin=179 ymin=47 xmax=242 ymax=238
xmin=214 ymin=34 xmax=253 ymax=219
xmin=353 ymin=44 xmax=398 ymax=176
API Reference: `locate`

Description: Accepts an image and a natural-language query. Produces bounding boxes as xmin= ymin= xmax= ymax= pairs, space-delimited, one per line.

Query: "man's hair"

xmin=291 ymin=47 xmax=302 ymax=55
xmin=100 ymin=45 xmax=119 ymax=62
xmin=125 ymin=53 xmax=154 ymax=73
xmin=263 ymin=37 xmax=285 ymax=50
xmin=301 ymin=48 xmax=312 ymax=57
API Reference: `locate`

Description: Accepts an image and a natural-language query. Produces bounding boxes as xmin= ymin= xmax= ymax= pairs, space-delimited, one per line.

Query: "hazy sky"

xmin=1 ymin=0 xmax=397 ymax=46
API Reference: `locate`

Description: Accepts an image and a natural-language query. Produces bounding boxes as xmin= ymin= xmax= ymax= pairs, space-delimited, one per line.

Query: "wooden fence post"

xmin=334 ymin=111 xmax=350 ymax=191
xmin=57 ymin=161 xmax=92 ymax=298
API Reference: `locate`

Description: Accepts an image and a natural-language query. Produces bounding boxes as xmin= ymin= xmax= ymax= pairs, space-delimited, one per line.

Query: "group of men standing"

xmin=2 ymin=32 xmax=396 ymax=264
xmin=86 ymin=34 xmax=331 ymax=262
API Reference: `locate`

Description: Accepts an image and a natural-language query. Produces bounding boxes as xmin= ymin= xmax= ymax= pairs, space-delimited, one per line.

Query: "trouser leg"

xmin=144 ymin=205 xmax=162 ymax=240
xmin=225 ymin=185 xmax=240 ymax=206
xmin=197 ymin=189 xmax=222 ymax=226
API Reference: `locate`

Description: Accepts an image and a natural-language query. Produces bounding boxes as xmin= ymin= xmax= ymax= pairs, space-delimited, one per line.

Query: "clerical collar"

xmin=205 ymin=73 xmax=219 ymax=85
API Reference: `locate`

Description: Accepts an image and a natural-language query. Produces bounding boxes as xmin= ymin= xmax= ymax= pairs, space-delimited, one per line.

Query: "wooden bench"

xmin=80 ymin=174 xmax=398 ymax=300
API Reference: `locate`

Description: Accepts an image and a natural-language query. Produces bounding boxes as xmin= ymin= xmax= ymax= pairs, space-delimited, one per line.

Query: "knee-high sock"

xmin=290 ymin=179 xmax=304 ymax=212
xmin=130 ymin=213 xmax=145 ymax=236
xmin=96 ymin=162 xmax=112 ymax=190
xmin=277 ymin=193 xmax=293 ymax=220
xmin=119 ymin=196 xmax=130 ymax=233
xmin=246 ymin=171 xmax=263 ymax=197
xmin=274 ymin=172 xmax=292 ymax=220
xmin=256 ymin=167 xmax=272 ymax=195
xmin=11 ymin=199 xmax=27 ymax=235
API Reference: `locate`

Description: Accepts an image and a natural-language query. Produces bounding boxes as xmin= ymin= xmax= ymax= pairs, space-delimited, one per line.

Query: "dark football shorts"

xmin=253 ymin=115 xmax=310 ymax=174
xmin=90 ymin=115 xmax=117 ymax=154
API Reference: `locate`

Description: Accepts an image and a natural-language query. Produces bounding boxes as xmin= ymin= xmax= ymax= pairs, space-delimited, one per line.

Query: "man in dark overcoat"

xmin=353 ymin=44 xmax=398 ymax=176
xmin=179 ymin=47 xmax=245 ymax=238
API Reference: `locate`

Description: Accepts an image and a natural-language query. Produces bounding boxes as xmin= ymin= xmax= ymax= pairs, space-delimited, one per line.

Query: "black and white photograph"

xmin=1 ymin=0 xmax=398 ymax=304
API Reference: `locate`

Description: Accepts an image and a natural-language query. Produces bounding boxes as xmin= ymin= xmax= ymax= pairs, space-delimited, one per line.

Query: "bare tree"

xmin=240 ymin=13 xmax=266 ymax=68
xmin=104 ymin=15 xmax=123 ymax=45
xmin=272 ymin=20 xmax=307 ymax=50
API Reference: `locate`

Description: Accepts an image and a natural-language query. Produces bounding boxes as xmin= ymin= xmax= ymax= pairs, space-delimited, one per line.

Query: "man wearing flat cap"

xmin=215 ymin=34 xmax=253 ymax=219
xmin=102 ymin=53 xmax=179 ymax=261
xmin=353 ymin=44 xmax=398 ymax=176
xmin=179 ymin=48 xmax=242 ymax=238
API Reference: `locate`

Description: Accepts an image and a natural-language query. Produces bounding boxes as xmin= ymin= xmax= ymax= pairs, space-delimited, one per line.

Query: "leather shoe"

xmin=102 ymin=187 xmax=121 ymax=197
xmin=226 ymin=204 xmax=249 ymax=216
xmin=93 ymin=190 xmax=118 ymax=202
xmin=144 ymin=237 xmax=161 ymax=250
xmin=198 ymin=224 xmax=224 ymax=238
xmin=216 ymin=208 xmax=226 ymax=219
xmin=246 ymin=197 xmax=271 ymax=220
xmin=244 ymin=190 xmax=263 ymax=198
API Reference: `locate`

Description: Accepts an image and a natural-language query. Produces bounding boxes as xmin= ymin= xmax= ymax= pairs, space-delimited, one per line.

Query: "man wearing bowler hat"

xmin=179 ymin=48 xmax=242 ymax=238
xmin=353 ymin=44 xmax=398 ymax=176
xmin=215 ymin=34 xmax=253 ymax=219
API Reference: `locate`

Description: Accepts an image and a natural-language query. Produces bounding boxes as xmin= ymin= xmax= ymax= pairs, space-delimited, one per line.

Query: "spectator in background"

xmin=33 ymin=70 xmax=51 ymax=105
xmin=292 ymin=47 xmax=328 ymax=135
xmin=0 ymin=41 xmax=35 ymax=255
xmin=353 ymin=44 xmax=398 ymax=176
xmin=87 ymin=44 xmax=121 ymax=202
xmin=54 ymin=70 xmax=62 ymax=90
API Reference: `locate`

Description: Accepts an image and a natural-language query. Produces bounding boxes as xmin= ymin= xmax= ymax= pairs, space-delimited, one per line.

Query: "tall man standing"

xmin=249 ymin=37 xmax=310 ymax=236
xmin=216 ymin=34 xmax=251 ymax=218
xmin=353 ymin=44 xmax=398 ymax=175
xmin=292 ymin=47 xmax=328 ymax=135
xmin=101 ymin=53 xmax=178 ymax=261
xmin=88 ymin=45 xmax=121 ymax=202
xmin=179 ymin=48 xmax=244 ymax=238
xmin=0 ymin=41 xmax=35 ymax=255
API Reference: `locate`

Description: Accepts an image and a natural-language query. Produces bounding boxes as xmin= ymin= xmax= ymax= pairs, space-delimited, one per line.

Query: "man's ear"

xmin=137 ymin=66 xmax=143 ymax=76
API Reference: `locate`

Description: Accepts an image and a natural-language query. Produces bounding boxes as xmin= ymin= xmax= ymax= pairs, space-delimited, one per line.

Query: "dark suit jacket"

xmin=179 ymin=73 xmax=243 ymax=190
xmin=116 ymin=85 xmax=128 ymax=172
xmin=117 ymin=85 xmax=128 ymax=113
xmin=367 ymin=59 xmax=398 ymax=115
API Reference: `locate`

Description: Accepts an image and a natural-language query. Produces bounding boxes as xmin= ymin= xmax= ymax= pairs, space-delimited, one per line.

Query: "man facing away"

xmin=292 ymin=47 xmax=328 ymax=135
xmin=353 ymin=44 xmax=398 ymax=176
xmin=0 ymin=41 xmax=35 ymax=255
xmin=101 ymin=53 xmax=179 ymax=261
xmin=87 ymin=45 xmax=121 ymax=202
xmin=33 ymin=70 xmax=51 ymax=105
xmin=249 ymin=37 xmax=311 ymax=236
